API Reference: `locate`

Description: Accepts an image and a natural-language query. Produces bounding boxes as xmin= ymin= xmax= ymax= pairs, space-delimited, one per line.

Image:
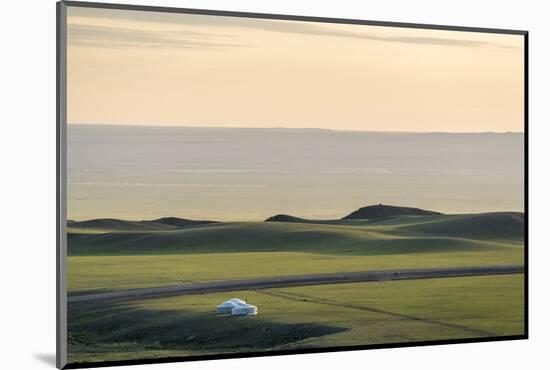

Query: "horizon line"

xmin=68 ymin=122 xmax=524 ymax=134
xmin=67 ymin=209 xmax=525 ymax=223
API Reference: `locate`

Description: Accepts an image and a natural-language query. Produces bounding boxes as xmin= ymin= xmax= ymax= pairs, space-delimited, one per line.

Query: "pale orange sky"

xmin=67 ymin=6 xmax=525 ymax=132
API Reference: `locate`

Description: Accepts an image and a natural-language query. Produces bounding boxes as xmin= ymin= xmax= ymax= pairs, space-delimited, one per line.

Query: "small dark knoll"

xmin=153 ymin=217 xmax=219 ymax=228
xmin=342 ymin=204 xmax=443 ymax=220
xmin=265 ymin=214 xmax=310 ymax=223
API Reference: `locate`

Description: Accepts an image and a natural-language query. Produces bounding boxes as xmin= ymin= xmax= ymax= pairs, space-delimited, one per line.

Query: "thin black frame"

xmin=56 ymin=1 xmax=529 ymax=369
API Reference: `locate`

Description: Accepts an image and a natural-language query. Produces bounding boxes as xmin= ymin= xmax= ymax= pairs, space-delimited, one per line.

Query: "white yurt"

xmin=231 ymin=303 xmax=258 ymax=316
xmin=216 ymin=298 xmax=246 ymax=313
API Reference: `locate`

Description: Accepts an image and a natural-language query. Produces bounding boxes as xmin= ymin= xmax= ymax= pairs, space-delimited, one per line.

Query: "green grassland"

xmin=68 ymin=274 xmax=524 ymax=364
xmin=67 ymin=211 xmax=525 ymax=364
xmin=67 ymin=212 xmax=524 ymax=294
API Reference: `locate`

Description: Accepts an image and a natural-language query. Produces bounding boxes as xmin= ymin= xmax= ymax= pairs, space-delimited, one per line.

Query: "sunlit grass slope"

xmin=68 ymin=212 xmax=523 ymax=255
xmin=67 ymin=212 xmax=524 ymax=293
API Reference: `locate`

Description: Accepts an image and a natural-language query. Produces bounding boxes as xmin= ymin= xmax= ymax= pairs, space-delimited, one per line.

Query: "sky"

xmin=67 ymin=6 xmax=525 ymax=132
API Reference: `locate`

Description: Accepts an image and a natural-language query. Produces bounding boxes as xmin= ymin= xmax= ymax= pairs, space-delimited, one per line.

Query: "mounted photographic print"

xmin=56 ymin=1 xmax=528 ymax=368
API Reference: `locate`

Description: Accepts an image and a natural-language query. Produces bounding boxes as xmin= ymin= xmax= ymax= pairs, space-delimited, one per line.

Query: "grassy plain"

xmin=68 ymin=274 xmax=524 ymax=364
xmin=66 ymin=212 xmax=525 ymax=364
xmin=67 ymin=213 xmax=523 ymax=294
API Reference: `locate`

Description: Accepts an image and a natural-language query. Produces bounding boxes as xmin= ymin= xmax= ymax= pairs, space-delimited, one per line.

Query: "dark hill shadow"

xmin=67 ymin=302 xmax=347 ymax=359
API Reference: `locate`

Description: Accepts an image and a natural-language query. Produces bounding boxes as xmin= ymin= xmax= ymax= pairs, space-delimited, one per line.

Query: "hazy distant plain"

xmin=67 ymin=124 xmax=523 ymax=221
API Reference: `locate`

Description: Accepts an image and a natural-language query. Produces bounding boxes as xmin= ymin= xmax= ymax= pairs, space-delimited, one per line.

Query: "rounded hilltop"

xmin=342 ymin=204 xmax=443 ymax=220
xmin=264 ymin=214 xmax=309 ymax=223
xmin=264 ymin=204 xmax=443 ymax=224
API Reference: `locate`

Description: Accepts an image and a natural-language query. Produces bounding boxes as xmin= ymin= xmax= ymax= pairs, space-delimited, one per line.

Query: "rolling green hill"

xmin=397 ymin=212 xmax=524 ymax=241
xmin=68 ymin=212 xmax=523 ymax=256
xmin=67 ymin=211 xmax=524 ymax=293
xmin=67 ymin=217 xmax=217 ymax=234
xmin=67 ymin=218 xmax=176 ymax=233
xmin=66 ymin=208 xmax=525 ymax=364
